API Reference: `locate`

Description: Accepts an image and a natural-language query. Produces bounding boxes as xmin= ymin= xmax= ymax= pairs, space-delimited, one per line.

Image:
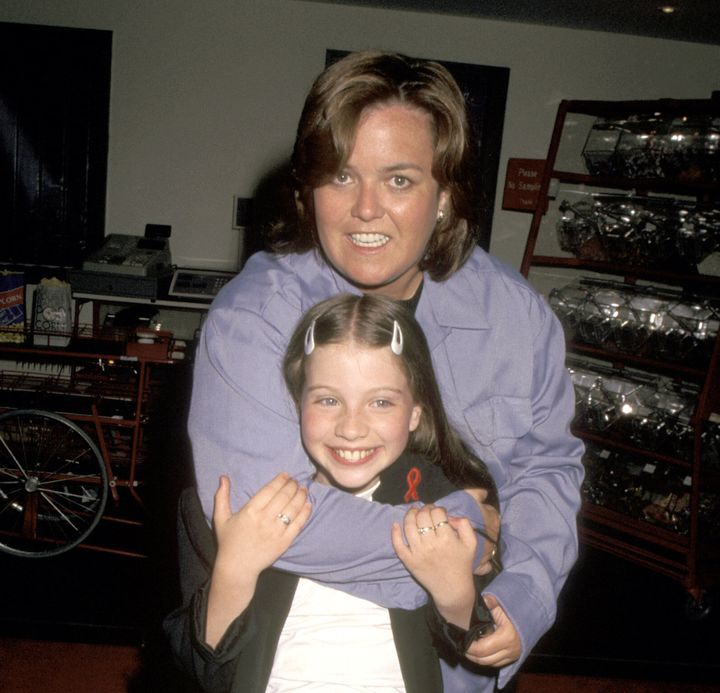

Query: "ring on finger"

xmin=417 ymin=526 xmax=434 ymax=535
xmin=277 ymin=513 xmax=292 ymax=525
xmin=434 ymin=520 xmax=449 ymax=530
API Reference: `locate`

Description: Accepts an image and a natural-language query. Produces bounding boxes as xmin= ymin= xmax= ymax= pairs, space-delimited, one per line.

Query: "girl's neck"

xmin=313 ymin=473 xmax=381 ymax=499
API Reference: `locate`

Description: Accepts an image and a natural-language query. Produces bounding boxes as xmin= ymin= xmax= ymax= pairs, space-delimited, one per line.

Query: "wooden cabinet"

xmin=520 ymin=98 xmax=720 ymax=611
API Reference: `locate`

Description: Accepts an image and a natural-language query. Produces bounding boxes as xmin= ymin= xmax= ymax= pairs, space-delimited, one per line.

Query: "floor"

xmin=1 ymin=530 xmax=718 ymax=691
xmin=1 ymin=638 xmax=717 ymax=693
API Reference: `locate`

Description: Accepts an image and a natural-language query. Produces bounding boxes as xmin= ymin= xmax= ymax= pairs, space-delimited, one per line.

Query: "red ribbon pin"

xmin=404 ymin=466 xmax=422 ymax=502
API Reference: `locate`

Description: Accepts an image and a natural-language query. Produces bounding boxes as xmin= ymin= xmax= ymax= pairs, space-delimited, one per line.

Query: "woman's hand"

xmin=464 ymin=595 xmax=522 ymax=668
xmin=206 ymin=472 xmax=311 ymax=648
xmin=391 ymin=504 xmax=476 ymax=629
xmin=463 ymin=487 xmax=501 ymax=576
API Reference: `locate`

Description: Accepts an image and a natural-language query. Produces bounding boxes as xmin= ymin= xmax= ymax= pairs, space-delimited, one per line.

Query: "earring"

xmin=437 ymin=209 xmax=445 ymax=222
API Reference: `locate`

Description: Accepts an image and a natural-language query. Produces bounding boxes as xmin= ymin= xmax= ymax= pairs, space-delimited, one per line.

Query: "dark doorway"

xmin=0 ymin=22 xmax=112 ymax=275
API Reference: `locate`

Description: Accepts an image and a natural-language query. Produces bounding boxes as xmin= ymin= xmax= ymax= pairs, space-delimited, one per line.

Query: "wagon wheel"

xmin=0 ymin=409 xmax=108 ymax=557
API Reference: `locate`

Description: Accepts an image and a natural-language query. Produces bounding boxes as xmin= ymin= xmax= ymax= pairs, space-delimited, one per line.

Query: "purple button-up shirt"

xmin=189 ymin=247 xmax=584 ymax=688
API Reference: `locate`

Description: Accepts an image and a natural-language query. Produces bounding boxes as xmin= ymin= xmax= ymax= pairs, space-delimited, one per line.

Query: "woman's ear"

xmin=409 ymin=404 xmax=423 ymax=432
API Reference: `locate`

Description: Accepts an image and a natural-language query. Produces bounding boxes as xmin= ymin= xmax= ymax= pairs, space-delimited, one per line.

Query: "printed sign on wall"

xmin=502 ymin=158 xmax=545 ymax=212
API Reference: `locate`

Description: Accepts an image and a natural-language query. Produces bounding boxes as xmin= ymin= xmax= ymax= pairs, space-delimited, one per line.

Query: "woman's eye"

xmin=333 ymin=171 xmax=351 ymax=185
xmin=319 ymin=397 xmax=338 ymax=407
xmin=390 ymin=175 xmax=410 ymax=188
xmin=371 ymin=399 xmax=393 ymax=408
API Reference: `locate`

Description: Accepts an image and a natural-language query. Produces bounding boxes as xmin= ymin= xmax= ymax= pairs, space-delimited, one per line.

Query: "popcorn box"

xmin=0 ymin=271 xmax=25 ymax=343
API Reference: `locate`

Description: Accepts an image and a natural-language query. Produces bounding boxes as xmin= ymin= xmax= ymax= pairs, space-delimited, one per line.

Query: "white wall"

xmin=2 ymin=0 xmax=719 ymax=271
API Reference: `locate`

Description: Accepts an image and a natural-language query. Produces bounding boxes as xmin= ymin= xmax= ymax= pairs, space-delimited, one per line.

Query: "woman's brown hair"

xmin=269 ymin=51 xmax=483 ymax=281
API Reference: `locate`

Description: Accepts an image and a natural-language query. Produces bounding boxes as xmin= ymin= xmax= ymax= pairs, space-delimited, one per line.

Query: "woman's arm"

xmin=189 ymin=288 xmax=487 ymax=609
xmin=461 ymin=290 xmax=585 ymax=684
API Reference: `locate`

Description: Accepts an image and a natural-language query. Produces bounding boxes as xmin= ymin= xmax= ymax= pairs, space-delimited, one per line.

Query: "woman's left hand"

xmin=464 ymin=595 xmax=522 ymax=667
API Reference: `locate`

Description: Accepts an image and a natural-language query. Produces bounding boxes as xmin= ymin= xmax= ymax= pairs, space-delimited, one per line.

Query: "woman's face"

xmin=300 ymin=341 xmax=422 ymax=494
xmin=313 ymin=103 xmax=449 ymax=300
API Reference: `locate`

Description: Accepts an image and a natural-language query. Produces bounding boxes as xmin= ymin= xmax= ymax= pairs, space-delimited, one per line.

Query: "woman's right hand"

xmin=213 ymin=472 xmax=312 ymax=579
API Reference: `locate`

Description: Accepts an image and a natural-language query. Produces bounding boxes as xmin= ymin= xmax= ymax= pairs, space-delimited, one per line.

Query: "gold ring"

xmin=434 ymin=521 xmax=449 ymax=529
xmin=417 ymin=526 xmax=433 ymax=535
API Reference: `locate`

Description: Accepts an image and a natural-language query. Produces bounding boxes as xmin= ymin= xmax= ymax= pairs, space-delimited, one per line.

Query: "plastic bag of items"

xmin=32 ymin=277 xmax=72 ymax=347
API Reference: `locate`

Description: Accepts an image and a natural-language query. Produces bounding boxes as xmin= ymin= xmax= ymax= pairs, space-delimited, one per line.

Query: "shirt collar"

xmin=316 ymin=251 xmax=488 ymax=331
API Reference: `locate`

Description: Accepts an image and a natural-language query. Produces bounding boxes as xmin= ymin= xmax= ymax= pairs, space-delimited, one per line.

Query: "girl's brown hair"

xmin=283 ymin=293 xmax=498 ymax=506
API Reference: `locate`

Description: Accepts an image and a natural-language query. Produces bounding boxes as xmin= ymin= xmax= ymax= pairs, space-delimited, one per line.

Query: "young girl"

xmin=167 ymin=294 xmax=500 ymax=692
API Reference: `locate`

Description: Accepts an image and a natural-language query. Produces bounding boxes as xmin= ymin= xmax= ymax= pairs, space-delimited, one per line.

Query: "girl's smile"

xmin=300 ymin=341 xmax=422 ymax=493
xmin=330 ymin=447 xmax=380 ymax=463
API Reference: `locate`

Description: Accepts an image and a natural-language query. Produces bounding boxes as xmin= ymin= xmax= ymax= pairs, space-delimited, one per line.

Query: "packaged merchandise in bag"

xmin=33 ymin=277 xmax=72 ymax=347
xmin=0 ymin=270 xmax=26 ymax=343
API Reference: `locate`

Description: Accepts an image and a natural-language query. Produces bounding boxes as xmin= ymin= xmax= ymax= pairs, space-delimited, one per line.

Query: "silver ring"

xmin=277 ymin=513 xmax=292 ymax=525
xmin=417 ymin=526 xmax=433 ymax=535
xmin=434 ymin=521 xmax=449 ymax=529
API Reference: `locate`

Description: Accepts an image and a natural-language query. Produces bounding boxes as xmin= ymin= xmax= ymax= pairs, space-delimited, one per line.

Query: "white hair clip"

xmin=304 ymin=319 xmax=316 ymax=355
xmin=391 ymin=320 xmax=403 ymax=355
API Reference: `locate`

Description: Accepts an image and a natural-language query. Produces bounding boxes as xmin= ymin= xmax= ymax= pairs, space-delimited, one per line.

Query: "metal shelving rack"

xmin=520 ymin=98 xmax=720 ymax=613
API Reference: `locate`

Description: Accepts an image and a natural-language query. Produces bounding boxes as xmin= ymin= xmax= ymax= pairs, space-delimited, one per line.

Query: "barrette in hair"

xmin=391 ymin=320 xmax=403 ymax=355
xmin=304 ymin=319 xmax=316 ymax=355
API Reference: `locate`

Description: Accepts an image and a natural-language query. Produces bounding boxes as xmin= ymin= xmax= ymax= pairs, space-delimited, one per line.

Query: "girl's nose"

xmin=351 ymin=182 xmax=383 ymax=221
xmin=335 ymin=409 xmax=369 ymax=440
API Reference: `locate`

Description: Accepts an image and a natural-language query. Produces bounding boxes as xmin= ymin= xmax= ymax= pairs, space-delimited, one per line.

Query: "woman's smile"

xmin=348 ymin=233 xmax=390 ymax=249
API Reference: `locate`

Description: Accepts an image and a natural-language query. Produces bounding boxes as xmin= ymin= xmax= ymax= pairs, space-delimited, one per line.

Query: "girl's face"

xmin=300 ymin=341 xmax=422 ymax=494
xmin=312 ymin=102 xmax=449 ymax=300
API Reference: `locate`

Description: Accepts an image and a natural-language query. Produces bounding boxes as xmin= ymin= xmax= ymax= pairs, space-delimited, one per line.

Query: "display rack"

xmin=520 ymin=98 xmax=720 ymax=614
xmin=0 ymin=322 xmax=185 ymax=557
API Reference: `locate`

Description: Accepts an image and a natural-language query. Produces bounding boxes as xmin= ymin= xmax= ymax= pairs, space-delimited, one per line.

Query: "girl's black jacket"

xmin=163 ymin=452 xmax=498 ymax=693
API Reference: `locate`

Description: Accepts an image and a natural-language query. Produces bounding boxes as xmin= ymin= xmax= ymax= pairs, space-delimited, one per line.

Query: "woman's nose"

xmin=351 ymin=182 xmax=383 ymax=221
xmin=335 ymin=409 xmax=368 ymax=440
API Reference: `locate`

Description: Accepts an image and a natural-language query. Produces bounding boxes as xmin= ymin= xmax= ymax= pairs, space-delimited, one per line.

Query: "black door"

xmin=0 ymin=22 xmax=112 ymax=271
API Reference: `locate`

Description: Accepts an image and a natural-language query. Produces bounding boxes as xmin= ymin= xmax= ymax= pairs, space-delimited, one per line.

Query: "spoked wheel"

xmin=0 ymin=409 xmax=108 ymax=557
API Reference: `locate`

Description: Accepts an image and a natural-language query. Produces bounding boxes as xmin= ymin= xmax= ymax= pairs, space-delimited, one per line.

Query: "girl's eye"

xmin=318 ymin=397 xmax=338 ymax=407
xmin=371 ymin=399 xmax=393 ymax=409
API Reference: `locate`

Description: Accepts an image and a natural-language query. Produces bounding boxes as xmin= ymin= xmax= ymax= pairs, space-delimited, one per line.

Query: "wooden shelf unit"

xmin=520 ymin=98 xmax=720 ymax=605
